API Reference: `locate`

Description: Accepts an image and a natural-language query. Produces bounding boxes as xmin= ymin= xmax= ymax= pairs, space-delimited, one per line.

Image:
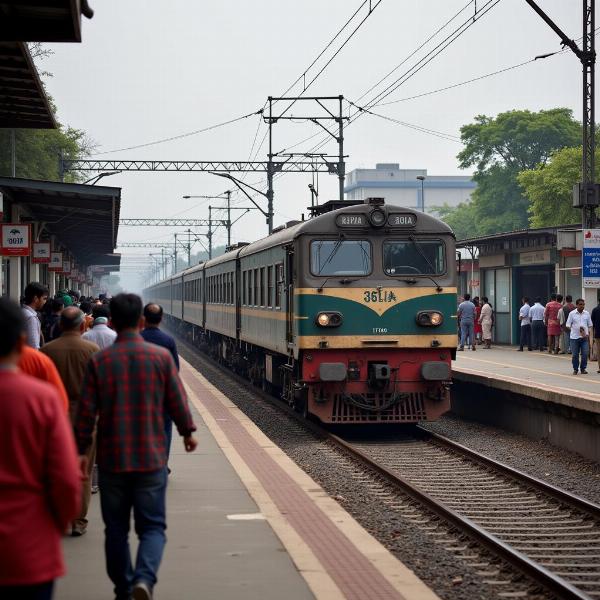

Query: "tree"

xmin=518 ymin=146 xmax=595 ymax=227
xmin=432 ymin=202 xmax=478 ymax=240
xmin=457 ymin=109 xmax=581 ymax=234
xmin=0 ymin=43 xmax=92 ymax=182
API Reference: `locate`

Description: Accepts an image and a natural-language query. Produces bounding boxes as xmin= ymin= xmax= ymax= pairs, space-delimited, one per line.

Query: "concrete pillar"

xmin=48 ymin=272 xmax=56 ymax=297
xmin=8 ymin=257 xmax=21 ymax=301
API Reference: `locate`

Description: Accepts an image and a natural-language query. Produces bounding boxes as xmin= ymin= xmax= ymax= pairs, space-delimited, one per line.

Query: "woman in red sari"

xmin=473 ymin=297 xmax=482 ymax=345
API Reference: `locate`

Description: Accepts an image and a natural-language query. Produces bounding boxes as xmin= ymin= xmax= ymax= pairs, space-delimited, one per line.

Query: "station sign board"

xmin=32 ymin=242 xmax=51 ymax=263
xmin=582 ymin=229 xmax=600 ymax=287
xmin=49 ymin=252 xmax=63 ymax=271
xmin=62 ymin=260 xmax=71 ymax=275
xmin=71 ymin=268 xmax=79 ymax=279
xmin=1 ymin=223 xmax=31 ymax=256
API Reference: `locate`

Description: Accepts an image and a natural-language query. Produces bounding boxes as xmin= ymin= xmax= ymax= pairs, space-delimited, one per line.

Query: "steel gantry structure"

xmin=119 ymin=218 xmax=228 ymax=227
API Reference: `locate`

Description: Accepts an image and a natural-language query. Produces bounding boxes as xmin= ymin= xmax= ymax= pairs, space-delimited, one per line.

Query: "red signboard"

xmin=32 ymin=242 xmax=51 ymax=263
xmin=49 ymin=252 xmax=63 ymax=271
xmin=1 ymin=223 xmax=31 ymax=256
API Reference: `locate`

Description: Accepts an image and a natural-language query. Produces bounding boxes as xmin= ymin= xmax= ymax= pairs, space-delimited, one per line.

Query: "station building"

xmin=344 ymin=163 xmax=476 ymax=212
xmin=0 ymin=3 xmax=120 ymax=301
xmin=457 ymin=225 xmax=584 ymax=345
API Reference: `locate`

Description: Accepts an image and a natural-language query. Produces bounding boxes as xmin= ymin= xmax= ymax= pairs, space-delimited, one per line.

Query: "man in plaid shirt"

xmin=76 ymin=294 xmax=197 ymax=600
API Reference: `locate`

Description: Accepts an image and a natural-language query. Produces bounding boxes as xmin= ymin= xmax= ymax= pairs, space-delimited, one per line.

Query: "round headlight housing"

xmin=316 ymin=311 xmax=343 ymax=327
xmin=416 ymin=311 xmax=444 ymax=327
xmin=369 ymin=209 xmax=386 ymax=227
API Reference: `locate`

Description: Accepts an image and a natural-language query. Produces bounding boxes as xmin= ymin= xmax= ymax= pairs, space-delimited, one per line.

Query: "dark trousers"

xmin=519 ymin=324 xmax=532 ymax=350
xmin=571 ymin=337 xmax=589 ymax=372
xmin=99 ymin=468 xmax=168 ymax=599
xmin=164 ymin=413 xmax=173 ymax=460
xmin=0 ymin=581 xmax=54 ymax=600
xmin=531 ymin=320 xmax=545 ymax=350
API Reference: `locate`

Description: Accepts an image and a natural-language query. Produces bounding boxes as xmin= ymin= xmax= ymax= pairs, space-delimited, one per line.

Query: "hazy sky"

xmin=43 ymin=1 xmax=584 ymax=290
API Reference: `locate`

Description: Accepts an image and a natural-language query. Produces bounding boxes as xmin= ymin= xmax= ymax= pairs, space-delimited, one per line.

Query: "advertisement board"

xmin=49 ymin=252 xmax=63 ymax=271
xmin=32 ymin=242 xmax=51 ymax=263
xmin=582 ymin=229 xmax=600 ymax=287
xmin=1 ymin=223 xmax=31 ymax=256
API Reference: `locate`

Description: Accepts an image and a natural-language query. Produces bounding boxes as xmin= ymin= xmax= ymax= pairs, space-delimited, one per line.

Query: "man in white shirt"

xmin=21 ymin=282 xmax=48 ymax=350
xmin=82 ymin=305 xmax=117 ymax=350
xmin=566 ymin=298 xmax=593 ymax=375
xmin=518 ymin=297 xmax=532 ymax=351
xmin=529 ymin=297 xmax=546 ymax=352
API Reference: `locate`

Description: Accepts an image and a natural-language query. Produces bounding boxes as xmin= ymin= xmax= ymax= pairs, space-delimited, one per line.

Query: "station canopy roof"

xmin=0 ymin=177 xmax=121 ymax=270
xmin=0 ymin=41 xmax=56 ymax=128
xmin=456 ymin=224 xmax=581 ymax=248
xmin=0 ymin=1 xmax=93 ymax=42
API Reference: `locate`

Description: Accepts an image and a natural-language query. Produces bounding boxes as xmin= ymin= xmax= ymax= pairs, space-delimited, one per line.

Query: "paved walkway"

xmin=454 ymin=345 xmax=600 ymax=411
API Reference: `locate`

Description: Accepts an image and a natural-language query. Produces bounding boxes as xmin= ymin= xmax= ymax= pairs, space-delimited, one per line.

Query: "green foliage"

xmin=0 ymin=125 xmax=90 ymax=182
xmin=452 ymin=108 xmax=582 ymax=237
xmin=432 ymin=202 xmax=478 ymax=240
xmin=518 ymin=146 xmax=593 ymax=227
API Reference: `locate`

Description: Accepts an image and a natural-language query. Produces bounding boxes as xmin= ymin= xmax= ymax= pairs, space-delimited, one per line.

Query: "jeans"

xmin=519 ymin=324 xmax=531 ymax=350
xmin=0 ymin=581 xmax=54 ymax=600
xmin=531 ymin=320 xmax=545 ymax=350
xmin=99 ymin=468 xmax=168 ymax=599
xmin=571 ymin=337 xmax=589 ymax=372
xmin=164 ymin=413 xmax=173 ymax=460
xmin=460 ymin=321 xmax=474 ymax=347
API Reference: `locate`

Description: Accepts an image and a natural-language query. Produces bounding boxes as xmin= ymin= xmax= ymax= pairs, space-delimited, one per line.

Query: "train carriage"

xmin=145 ymin=198 xmax=457 ymax=424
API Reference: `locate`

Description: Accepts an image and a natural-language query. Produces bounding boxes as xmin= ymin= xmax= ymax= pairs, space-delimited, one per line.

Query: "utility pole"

xmin=525 ymin=0 xmax=599 ymax=227
xmin=267 ymin=97 xmax=275 ymax=235
xmin=186 ymin=229 xmax=192 ymax=267
xmin=338 ymin=94 xmax=345 ymax=201
xmin=226 ymin=190 xmax=232 ymax=247
xmin=208 ymin=206 xmax=213 ymax=260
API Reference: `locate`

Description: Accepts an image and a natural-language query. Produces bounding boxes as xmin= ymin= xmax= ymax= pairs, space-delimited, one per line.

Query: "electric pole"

xmin=525 ymin=0 xmax=599 ymax=227
xmin=226 ymin=190 xmax=232 ymax=247
xmin=208 ymin=206 xmax=213 ymax=260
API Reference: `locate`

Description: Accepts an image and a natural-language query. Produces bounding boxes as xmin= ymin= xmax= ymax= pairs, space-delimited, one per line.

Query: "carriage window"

xmin=267 ymin=266 xmax=273 ymax=308
xmin=275 ymin=263 xmax=283 ymax=308
xmin=383 ymin=239 xmax=445 ymax=276
xmin=310 ymin=240 xmax=371 ymax=276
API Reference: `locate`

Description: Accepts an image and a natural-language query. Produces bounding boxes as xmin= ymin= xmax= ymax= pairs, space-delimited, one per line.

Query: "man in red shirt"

xmin=76 ymin=294 xmax=197 ymax=600
xmin=0 ymin=297 xmax=81 ymax=599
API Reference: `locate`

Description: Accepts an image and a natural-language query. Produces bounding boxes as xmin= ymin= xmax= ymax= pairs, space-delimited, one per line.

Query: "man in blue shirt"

xmin=141 ymin=304 xmax=180 ymax=460
xmin=457 ymin=293 xmax=476 ymax=351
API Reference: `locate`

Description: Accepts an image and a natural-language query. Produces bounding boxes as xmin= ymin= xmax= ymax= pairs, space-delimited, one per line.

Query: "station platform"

xmin=56 ymin=359 xmax=439 ymax=600
xmin=454 ymin=344 xmax=600 ymax=414
xmin=452 ymin=345 xmax=600 ymax=462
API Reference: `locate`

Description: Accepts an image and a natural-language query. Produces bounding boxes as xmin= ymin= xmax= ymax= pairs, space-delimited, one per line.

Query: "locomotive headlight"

xmin=416 ymin=311 xmax=444 ymax=327
xmin=369 ymin=209 xmax=386 ymax=227
xmin=316 ymin=312 xmax=343 ymax=327
xmin=317 ymin=313 xmax=330 ymax=326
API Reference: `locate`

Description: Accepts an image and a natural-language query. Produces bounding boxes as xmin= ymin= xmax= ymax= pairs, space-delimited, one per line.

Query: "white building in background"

xmin=344 ymin=163 xmax=476 ymax=213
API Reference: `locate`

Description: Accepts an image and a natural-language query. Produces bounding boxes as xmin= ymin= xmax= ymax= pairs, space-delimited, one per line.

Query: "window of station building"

xmin=383 ymin=239 xmax=445 ymax=276
xmin=267 ymin=265 xmax=273 ymax=308
xmin=275 ymin=263 xmax=283 ymax=308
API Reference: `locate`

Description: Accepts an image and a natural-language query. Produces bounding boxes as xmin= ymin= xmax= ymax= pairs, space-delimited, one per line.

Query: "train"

xmin=144 ymin=197 xmax=457 ymax=424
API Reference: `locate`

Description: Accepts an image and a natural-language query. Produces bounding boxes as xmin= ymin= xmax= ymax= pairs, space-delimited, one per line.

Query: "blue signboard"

xmin=583 ymin=229 xmax=600 ymax=287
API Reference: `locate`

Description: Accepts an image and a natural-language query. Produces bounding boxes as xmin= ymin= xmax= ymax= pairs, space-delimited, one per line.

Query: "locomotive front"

xmin=293 ymin=198 xmax=456 ymax=423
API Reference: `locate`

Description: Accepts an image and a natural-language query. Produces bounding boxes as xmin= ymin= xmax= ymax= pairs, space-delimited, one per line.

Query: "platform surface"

xmin=56 ymin=358 xmax=439 ymax=600
xmin=454 ymin=345 xmax=600 ymax=413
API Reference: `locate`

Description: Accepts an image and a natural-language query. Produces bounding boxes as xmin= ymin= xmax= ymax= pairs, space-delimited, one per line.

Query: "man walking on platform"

xmin=21 ymin=282 xmax=48 ymax=349
xmin=566 ymin=298 xmax=593 ymax=375
xmin=518 ymin=297 xmax=532 ymax=351
xmin=41 ymin=307 xmax=99 ymax=536
xmin=457 ymin=293 xmax=476 ymax=351
xmin=0 ymin=298 xmax=81 ymax=600
xmin=82 ymin=305 xmax=117 ymax=350
xmin=76 ymin=294 xmax=197 ymax=600
xmin=544 ymin=294 xmax=562 ymax=354
xmin=529 ymin=297 xmax=546 ymax=351
xmin=560 ymin=295 xmax=575 ymax=354
xmin=141 ymin=303 xmax=180 ymax=460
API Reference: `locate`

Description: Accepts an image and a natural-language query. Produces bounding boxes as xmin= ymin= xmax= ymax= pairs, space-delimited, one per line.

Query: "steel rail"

xmin=176 ymin=336 xmax=597 ymax=600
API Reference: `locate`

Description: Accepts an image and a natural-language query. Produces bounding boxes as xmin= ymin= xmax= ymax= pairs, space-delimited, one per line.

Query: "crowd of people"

xmin=457 ymin=292 xmax=600 ymax=376
xmin=0 ymin=282 xmax=198 ymax=600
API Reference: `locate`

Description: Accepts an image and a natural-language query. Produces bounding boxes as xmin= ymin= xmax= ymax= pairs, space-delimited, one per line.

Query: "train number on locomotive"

xmin=363 ymin=289 xmax=397 ymax=303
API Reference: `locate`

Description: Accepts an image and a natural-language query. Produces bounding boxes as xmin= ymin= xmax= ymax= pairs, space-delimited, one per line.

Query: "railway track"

xmin=178 ymin=337 xmax=600 ymax=599
xmin=333 ymin=430 xmax=600 ymax=600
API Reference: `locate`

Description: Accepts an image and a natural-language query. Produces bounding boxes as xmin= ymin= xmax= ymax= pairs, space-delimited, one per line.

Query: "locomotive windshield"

xmin=383 ymin=239 xmax=445 ymax=276
xmin=310 ymin=240 xmax=372 ymax=276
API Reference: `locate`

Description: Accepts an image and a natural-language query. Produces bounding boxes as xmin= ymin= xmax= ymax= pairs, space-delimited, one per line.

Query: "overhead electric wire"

xmin=90 ymin=109 xmax=263 ymax=156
